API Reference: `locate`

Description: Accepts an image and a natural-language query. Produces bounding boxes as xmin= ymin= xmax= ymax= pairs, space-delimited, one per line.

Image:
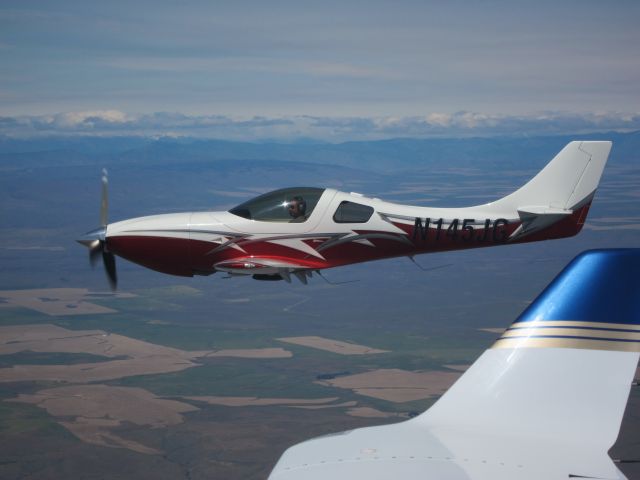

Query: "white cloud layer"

xmin=1 ymin=111 xmax=638 ymax=142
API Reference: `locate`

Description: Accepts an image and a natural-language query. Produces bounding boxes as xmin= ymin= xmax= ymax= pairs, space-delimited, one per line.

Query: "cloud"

xmin=0 ymin=110 xmax=638 ymax=142
xmin=52 ymin=110 xmax=130 ymax=128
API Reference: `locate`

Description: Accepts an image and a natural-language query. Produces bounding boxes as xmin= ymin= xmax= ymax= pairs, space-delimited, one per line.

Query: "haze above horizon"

xmin=1 ymin=1 xmax=639 ymax=141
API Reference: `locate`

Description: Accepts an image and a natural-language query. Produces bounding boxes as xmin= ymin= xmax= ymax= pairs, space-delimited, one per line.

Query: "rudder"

xmin=485 ymin=141 xmax=612 ymax=213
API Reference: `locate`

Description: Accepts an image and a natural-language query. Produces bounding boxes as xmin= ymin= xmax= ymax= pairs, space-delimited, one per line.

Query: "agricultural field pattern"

xmin=1 ymin=134 xmax=639 ymax=480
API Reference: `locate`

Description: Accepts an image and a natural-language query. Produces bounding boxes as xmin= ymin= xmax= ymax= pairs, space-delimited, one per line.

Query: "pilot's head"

xmin=287 ymin=196 xmax=307 ymax=219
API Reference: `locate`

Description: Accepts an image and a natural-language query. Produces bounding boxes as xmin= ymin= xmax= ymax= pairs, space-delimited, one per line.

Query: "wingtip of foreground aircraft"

xmin=77 ymin=141 xmax=613 ymax=289
xmin=268 ymin=248 xmax=640 ymax=480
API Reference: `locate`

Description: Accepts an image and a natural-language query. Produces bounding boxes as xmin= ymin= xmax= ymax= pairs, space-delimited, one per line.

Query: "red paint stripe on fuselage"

xmin=107 ymin=203 xmax=591 ymax=277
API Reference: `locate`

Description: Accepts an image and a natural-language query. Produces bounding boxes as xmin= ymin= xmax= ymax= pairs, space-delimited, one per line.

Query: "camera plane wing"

xmin=268 ymin=248 xmax=640 ymax=480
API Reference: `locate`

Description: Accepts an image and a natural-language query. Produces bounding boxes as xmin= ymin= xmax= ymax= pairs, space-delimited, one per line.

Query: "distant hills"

xmin=0 ymin=130 xmax=638 ymax=172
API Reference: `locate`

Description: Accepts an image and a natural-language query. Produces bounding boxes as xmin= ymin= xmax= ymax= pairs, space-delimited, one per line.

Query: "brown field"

xmin=0 ymin=324 xmax=292 ymax=383
xmin=346 ymin=407 xmax=400 ymax=418
xmin=203 ymin=348 xmax=292 ymax=359
xmin=183 ymin=396 xmax=340 ymax=407
xmin=317 ymin=368 xmax=462 ymax=403
xmin=0 ymin=357 xmax=203 ymax=383
xmin=277 ymin=336 xmax=389 ymax=355
xmin=9 ymin=385 xmax=198 ymax=454
xmin=183 ymin=396 xmax=363 ymax=412
xmin=0 ymin=288 xmax=135 ymax=316
xmin=293 ymin=401 xmax=358 ymax=410
xmin=59 ymin=422 xmax=163 ymax=455
xmin=0 ymin=324 xmax=297 ymax=457
xmin=0 ymin=324 xmax=186 ymax=358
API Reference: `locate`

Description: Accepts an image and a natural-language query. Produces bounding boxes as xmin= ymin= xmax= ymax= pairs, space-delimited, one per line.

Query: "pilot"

xmin=287 ymin=196 xmax=307 ymax=222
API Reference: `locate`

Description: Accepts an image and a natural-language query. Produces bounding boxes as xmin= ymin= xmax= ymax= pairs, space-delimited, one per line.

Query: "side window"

xmin=333 ymin=201 xmax=374 ymax=223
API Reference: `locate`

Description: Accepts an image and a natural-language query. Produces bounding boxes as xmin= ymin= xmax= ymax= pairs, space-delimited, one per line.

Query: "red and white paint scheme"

xmin=78 ymin=141 xmax=611 ymax=288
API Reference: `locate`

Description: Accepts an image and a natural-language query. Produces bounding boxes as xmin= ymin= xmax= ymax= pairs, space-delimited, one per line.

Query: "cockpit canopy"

xmin=229 ymin=187 xmax=325 ymax=222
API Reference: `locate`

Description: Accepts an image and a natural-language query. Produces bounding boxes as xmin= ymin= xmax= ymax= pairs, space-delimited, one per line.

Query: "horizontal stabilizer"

xmin=517 ymin=206 xmax=573 ymax=216
xmin=509 ymin=205 xmax=573 ymax=239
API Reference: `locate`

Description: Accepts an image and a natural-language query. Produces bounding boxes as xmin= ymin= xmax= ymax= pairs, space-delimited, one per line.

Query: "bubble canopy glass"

xmin=229 ymin=187 xmax=325 ymax=222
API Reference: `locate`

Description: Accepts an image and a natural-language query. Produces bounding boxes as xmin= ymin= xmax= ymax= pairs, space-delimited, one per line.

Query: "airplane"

xmin=78 ymin=141 xmax=611 ymax=289
xmin=268 ymin=248 xmax=640 ymax=480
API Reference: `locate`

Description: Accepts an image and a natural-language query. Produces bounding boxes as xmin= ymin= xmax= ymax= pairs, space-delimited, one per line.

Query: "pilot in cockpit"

xmin=287 ymin=196 xmax=307 ymax=222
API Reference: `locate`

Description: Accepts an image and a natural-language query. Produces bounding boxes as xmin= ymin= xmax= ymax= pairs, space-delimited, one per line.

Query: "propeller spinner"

xmin=77 ymin=169 xmax=117 ymax=290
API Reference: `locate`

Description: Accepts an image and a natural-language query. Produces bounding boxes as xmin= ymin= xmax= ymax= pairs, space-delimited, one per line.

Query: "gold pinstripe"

xmin=500 ymin=328 xmax=640 ymax=341
xmin=508 ymin=320 xmax=640 ymax=331
xmin=492 ymin=337 xmax=640 ymax=353
xmin=492 ymin=319 xmax=640 ymax=352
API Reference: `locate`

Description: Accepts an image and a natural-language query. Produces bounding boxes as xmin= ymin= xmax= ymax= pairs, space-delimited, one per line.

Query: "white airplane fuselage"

xmin=105 ymin=188 xmax=591 ymax=278
xmin=81 ymin=141 xmax=612 ymax=283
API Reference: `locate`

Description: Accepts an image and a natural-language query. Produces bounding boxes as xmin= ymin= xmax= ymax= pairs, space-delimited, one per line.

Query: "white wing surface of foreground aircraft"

xmin=269 ymin=248 xmax=640 ymax=480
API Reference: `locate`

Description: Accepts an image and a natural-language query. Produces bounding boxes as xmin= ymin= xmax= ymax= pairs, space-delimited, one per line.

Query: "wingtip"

xmin=578 ymin=140 xmax=613 ymax=157
xmin=517 ymin=248 xmax=640 ymax=325
xmin=493 ymin=249 xmax=640 ymax=352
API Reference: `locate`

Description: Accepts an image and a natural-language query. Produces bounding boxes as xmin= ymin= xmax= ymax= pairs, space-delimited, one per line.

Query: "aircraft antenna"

xmin=407 ymin=256 xmax=453 ymax=273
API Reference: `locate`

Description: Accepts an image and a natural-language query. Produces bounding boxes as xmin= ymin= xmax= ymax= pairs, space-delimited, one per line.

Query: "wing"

xmin=269 ymin=249 xmax=640 ymax=480
xmin=214 ymin=257 xmax=315 ymax=284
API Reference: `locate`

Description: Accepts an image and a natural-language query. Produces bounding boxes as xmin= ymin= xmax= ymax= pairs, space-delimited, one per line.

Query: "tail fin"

xmin=487 ymin=141 xmax=612 ymax=212
xmin=419 ymin=249 xmax=639 ymax=479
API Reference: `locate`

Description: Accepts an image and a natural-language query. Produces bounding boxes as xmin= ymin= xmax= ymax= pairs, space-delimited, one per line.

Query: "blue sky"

xmin=1 ymin=0 xmax=639 ymax=139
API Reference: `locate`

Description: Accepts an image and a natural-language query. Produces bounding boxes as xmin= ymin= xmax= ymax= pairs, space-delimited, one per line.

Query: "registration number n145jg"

xmin=412 ymin=218 xmax=510 ymax=243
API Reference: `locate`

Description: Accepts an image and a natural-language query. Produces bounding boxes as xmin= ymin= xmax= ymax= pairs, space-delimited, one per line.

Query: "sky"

xmin=1 ymin=0 xmax=639 ymax=140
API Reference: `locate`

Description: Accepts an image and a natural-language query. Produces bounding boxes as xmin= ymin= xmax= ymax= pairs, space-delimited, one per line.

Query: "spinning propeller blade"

xmin=100 ymin=168 xmax=108 ymax=227
xmin=77 ymin=169 xmax=117 ymax=290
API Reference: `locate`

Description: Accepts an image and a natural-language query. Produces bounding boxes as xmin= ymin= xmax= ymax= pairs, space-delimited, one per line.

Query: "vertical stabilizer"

xmin=486 ymin=141 xmax=612 ymax=212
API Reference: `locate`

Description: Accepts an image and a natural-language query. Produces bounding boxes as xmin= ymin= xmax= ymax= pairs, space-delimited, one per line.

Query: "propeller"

xmin=77 ymin=169 xmax=117 ymax=290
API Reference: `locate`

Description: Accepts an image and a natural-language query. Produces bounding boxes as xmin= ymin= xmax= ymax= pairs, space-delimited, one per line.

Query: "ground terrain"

xmin=1 ymin=134 xmax=639 ymax=479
